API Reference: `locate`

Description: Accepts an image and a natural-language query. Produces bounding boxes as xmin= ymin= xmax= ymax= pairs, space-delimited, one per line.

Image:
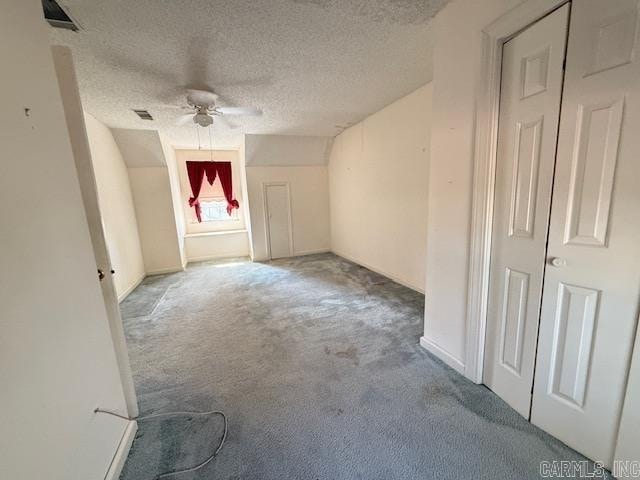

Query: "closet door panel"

xmin=484 ymin=4 xmax=569 ymax=417
xmin=532 ymin=0 xmax=640 ymax=467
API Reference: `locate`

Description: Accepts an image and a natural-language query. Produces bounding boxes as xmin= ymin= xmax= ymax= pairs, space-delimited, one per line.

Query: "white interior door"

xmin=265 ymin=184 xmax=292 ymax=259
xmin=484 ymin=4 xmax=569 ymax=417
xmin=52 ymin=46 xmax=138 ymax=417
xmin=531 ymin=0 xmax=640 ymax=467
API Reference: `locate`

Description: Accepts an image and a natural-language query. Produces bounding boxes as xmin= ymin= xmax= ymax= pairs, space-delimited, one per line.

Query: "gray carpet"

xmin=119 ymin=253 xmax=603 ymax=480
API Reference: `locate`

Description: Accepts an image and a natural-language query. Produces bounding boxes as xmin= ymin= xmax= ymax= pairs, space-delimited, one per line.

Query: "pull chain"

xmin=208 ymin=124 xmax=214 ymax=161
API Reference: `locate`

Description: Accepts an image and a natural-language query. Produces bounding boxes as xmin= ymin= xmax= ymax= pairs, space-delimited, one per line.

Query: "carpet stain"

xmin=327 ymin=406 xmax=344 ymax=417
xmin=334 ymin=345 xmax=360 ymax=366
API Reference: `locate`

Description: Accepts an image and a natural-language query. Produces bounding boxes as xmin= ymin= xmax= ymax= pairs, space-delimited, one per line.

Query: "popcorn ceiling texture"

xmin=49 ymin=0 xmax=449 ymax=149
xmin=293 ymin=0 xmax=450 ymax=24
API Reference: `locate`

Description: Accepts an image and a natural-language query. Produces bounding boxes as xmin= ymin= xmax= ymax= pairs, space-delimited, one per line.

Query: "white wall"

xmin=422 ymin=0 xmax=524 ymax=370
xmin=0 ymin=1 xmax=129 ymax=478
xmin=239 ymin=136 xmax=255 ymax=259
xmin=161 ymin=139 xmax=187 ymax=267
xmin=185 ymin=231 xmax=251 ymax=262
xmin=328 ymin=84 xmax=432 ymax=292
xmin=85 ymin=114 xmax=145 ymax=299
xmin=111 ymin=129 xmax=185 ymax=274
xmin=246 ymin=166 xmax=331 ymax=260
xmin=243 ymin=134 xmax=331 ymax=261
xmin=128 ymin=167 xmax=184 ymax=274
xmin=107 ymin=129 xmax=186 ymax=273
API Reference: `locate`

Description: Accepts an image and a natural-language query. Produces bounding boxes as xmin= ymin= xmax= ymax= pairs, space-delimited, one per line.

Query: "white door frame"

xmin=465 ymin=0 xmax=570 ymax=383
xmin=262 ymin=182 xmax=294 ymax=259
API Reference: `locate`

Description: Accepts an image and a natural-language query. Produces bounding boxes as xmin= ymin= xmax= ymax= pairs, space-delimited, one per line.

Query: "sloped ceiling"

xmin=245 ymin=134 xmax=333 ymax=166
xmin=111 ymin=129 xmax=167 ymax=168
xmin=50 ymin=0 xmax=448 ymax=149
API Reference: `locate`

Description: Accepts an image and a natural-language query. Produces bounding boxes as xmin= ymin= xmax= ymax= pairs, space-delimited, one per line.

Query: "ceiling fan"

xmin=175 ymin=89 xmax=262 ymax=127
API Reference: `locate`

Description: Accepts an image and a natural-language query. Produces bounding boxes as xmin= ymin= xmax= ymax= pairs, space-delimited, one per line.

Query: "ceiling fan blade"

xmin=175 ymin=113 xmax=194 ymax=126
xmin=216 ymin=115 xmax=239 ymax=130
xmin=186 ymin=89 xmax=218 ymax=106
xmin=215 ymin=106 xmax=262 ymax=116
xmin=163 ymin=104 xmax=193 ymax=111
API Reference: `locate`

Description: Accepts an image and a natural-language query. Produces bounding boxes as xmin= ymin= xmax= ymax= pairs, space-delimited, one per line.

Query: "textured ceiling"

xmin=50 ymin=0 xmax=448 ymax=149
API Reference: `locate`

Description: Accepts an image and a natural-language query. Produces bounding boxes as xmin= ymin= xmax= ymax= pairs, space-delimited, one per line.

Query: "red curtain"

xmin=185 ymin=161 xmax=239 ymax=222
xmin=186 ymin=161 xmax=206 ymax=222
xmin=215 ymin=162 xmax=240 ymax=215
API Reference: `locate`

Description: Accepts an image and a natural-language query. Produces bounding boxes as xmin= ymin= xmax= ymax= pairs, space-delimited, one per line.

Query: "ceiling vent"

xmin=133 ymin=110 xmax=154 ymax=121
xmin=42 ymin=0 xmax=79 ymax=31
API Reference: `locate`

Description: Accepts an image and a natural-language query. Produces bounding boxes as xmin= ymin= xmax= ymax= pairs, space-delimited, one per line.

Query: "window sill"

xmin=184 ymin=229 xmax=248 ymax=239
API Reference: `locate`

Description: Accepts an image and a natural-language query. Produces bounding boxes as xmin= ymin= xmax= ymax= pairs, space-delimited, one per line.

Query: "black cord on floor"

xmin=95 ymin=407 xmax=227 ymax=479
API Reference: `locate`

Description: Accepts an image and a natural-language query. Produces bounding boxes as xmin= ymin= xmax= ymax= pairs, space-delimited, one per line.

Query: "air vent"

xmin=133 ymin=110 xmax=154 ymax=121
xmin=42 ymin=0 xmax=79 ymax=31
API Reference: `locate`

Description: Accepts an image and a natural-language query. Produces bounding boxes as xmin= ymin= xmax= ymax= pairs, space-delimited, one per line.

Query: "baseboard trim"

xmin=184 ymin=229 xmax=248 ymax=238
xmin=251 ymin=249 xmax=330 ymax=263
xmin=117 ymin=273 xmax=145 ymax=303
xmin=331 ymin=250 xmax=425 ymax=294
xmin=186 ymin=253 xmax=251 ymax=263
xmin=145 ymin=266 xmax=184 ymax=276
xmin=420 ymin=336 xmax=465 ymax=374
xmin=104 ymin=420 xmax=137 ymax=480
xmin=293 ymin=248 xmax=331 ymax=256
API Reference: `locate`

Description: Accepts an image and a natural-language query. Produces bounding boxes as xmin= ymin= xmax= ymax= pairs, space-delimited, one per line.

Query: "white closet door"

xmin=531 ymin=0 xmax=640 ymax=467
xmin=265 ymin=184 xmax=292 ymax=259
xmin=484 ymin=4 xmax=569 ymax=417
xmin=615 ymin=322 xmax=640 ymax=478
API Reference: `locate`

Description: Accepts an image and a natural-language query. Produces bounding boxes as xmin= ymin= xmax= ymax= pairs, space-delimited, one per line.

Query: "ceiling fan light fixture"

xmin=175 ymin=89 xmax=260 ymax=129
xmin=194 ymin=112 xmax=213 ymax=127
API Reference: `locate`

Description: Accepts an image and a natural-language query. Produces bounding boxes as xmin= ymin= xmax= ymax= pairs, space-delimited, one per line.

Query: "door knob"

xmin=549 ymin=257 xmax=567 ymax=267
xmin=98 ymin=269 xmax=105 ymax=281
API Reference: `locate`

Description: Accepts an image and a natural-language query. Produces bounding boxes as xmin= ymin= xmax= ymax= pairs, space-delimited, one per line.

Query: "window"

xmin=175 ymin=149 xmax=245 ymax=234
xmin=197 ymin=198 xmax=239 ymax=223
